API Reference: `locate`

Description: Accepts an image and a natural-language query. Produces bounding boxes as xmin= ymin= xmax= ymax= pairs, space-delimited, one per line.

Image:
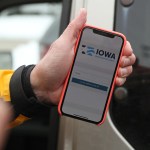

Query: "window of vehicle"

xmin=0 ymin=2 xmax=62 ymax=69
xmin=0 ymin=2 xmax=63 ymax=150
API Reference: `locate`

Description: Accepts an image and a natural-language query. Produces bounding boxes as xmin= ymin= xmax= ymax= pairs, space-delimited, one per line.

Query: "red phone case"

xmin=58 ymin=25 xmax=126 ymax=125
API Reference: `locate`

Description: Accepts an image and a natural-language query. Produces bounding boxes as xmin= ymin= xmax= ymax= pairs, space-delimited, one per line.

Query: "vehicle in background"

xmin=0 ymin=3 xmax=61 ymax=69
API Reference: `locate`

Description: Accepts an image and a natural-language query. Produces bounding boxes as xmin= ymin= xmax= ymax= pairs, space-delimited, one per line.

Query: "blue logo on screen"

xmin=81 ymin=44 xmax=115 ymax=61
xmin=82 ymin=45 xmax=95 ymax=56
xmin=86 ymin=46 xmax=95 ymax=56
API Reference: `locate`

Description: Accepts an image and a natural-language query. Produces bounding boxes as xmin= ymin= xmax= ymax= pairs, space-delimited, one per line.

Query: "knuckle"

xmin=128 ymin=66 xmax=133 ymax=74
xmin=122 ymin=56 xmax=126 ymax=67
xmin=118 ymin=68 xmax=122 ymax=77
xmin=132 ymin=54 xmax=136 ymax=63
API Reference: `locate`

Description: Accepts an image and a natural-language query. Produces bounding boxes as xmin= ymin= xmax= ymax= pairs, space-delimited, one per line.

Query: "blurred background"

xmin=0 ymin=2 xmax=62 ymax=69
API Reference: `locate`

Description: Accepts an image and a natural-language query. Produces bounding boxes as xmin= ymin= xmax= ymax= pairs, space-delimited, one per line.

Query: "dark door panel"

xmin=110 ymin=0 xmax=150 ymax=149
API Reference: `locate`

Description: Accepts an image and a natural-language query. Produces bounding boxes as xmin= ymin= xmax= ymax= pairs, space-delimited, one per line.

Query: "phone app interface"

xmin=62 ymin=28 xmax=123 ymax=123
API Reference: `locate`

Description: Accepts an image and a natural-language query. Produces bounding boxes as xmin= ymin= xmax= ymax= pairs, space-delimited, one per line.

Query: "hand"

xmin=0 ymin=100 xmax=11 ymax=150
xmin=116 ymin=41 xmax=136 ymax=86
xmin=30 ymin=8 xmax=136 ymax=105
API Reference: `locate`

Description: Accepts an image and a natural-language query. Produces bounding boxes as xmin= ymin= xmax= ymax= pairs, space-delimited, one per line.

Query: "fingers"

xmin=118 ymin=66 xmax=133 ymax=78
xmin=120 ymin=41 xmax=136 ymax=67
xmin=116 ymin=41 xmax=136 ymax=86
xmin=117 ymin=66 xmax=132 ymax=86
xmin=0 ymin=100 xmax=11 ymax=128
xmin=120 ymin=54 xmax=136 ymax=67
xmin=116 ymin=77 xmax=126 ymax=86
xmin=123 ymin=41 xmax=133 ymax=56
xmin=0 ymin=100 xmax=12 ymax=150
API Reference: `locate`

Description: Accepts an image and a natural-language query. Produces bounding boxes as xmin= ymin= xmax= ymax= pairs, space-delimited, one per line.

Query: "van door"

xmin=111 ymin=0 xmax=150 ymax=150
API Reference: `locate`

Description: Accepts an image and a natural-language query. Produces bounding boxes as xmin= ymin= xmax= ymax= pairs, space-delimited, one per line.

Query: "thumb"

xmin=58 ymin=8 xmax=87 ymax=48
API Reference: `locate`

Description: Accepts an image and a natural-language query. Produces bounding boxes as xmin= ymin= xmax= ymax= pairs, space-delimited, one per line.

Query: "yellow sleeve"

xmin=0 ymin=70 xmax=13 ymax=101
xmin=0 ymin=70 xmax=29 ymax=127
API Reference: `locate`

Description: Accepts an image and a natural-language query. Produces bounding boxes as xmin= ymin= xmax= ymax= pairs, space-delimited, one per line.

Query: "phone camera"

xmin=120 ymin=0 xmax=134 ymax=7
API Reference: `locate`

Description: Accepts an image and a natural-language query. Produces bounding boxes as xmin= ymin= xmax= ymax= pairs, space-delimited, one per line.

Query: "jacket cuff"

xmin=10 ymin=65 xmax=50 ymax=118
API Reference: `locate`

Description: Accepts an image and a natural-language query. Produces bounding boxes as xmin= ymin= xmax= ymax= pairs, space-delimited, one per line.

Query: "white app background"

xmin=62 ymin=28 xmax=123 ymax=122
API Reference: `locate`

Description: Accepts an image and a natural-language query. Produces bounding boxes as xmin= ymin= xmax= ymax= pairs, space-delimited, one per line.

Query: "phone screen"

xmin=61 ymin=27 xmax=124 ymax=124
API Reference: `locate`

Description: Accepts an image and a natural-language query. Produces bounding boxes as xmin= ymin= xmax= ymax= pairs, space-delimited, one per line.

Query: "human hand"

xmin=30 ymin=8 xmax=136 ymax=105
xmin=116 ymin=41 xmax=136 ymax=86
xmin=0 ymin=100 xmax=12 ymax=150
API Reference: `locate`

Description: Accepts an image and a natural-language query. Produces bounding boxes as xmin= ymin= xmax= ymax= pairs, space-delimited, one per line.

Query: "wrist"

xmin=10 ymin=65 xmax=51 ymax=118
xmin=30 ymin=66 xmax=51 ymax=105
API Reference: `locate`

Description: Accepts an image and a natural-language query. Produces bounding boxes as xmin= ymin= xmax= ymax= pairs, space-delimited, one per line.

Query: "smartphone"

xmin=58 ymin=25 xmax=126 ymax=125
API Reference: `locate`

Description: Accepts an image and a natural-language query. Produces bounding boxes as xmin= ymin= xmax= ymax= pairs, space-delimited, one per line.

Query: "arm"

xmin=0 ymin=70 xmax=13 ymax=101
xmin=0 ymin=68 xmax=50 ymax=127
xmin=0 ymin=70 xmax=29 ymax=127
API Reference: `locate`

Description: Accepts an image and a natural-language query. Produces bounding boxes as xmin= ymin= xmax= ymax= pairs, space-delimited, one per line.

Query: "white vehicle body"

xmin=0 ymin=3 xmax=61 ymax=69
